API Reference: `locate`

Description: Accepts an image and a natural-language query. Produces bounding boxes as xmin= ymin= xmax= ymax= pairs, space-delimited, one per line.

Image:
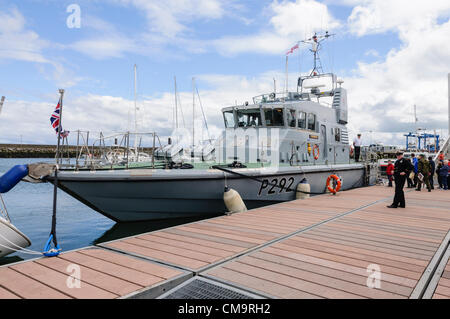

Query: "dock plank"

xmin=11 ymin=262 xmax=116 ymax=299
xmin=78 ymin=248 xmax=182 ymax=279
xmin=0 ymin=267 xmax=71 ymax=299
xmin=106 ymin=240 xmax=208 ymax=270
xmin=59 ymin=251 xmax=168 ymax=287
xmin=35 ymin=256 xmax=141 ymax=296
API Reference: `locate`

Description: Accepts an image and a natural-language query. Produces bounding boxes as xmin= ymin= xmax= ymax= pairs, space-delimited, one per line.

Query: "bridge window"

xmin=335 ymin=128 xmax=341 ymax=142
xmin=287 ymin=109 xmax=296 ymax=127
xmin=223 ymin=111 xmax=236 ymax=128
xmin=298 ymin=111 xmax=306 ymax=129
xmin=307 ymin=113 xmax=316 ymax=131
xmin=236 ymin=109 xmax=262 ymax=128
xmin=264 ymin=108 xmax=284 ymax=127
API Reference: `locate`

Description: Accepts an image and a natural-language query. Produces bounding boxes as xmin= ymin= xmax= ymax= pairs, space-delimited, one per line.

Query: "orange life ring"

xmin=326 ymin=174 xmax=341 ymax=194
xmin=313 ymin=144 xmax=320 ymax=160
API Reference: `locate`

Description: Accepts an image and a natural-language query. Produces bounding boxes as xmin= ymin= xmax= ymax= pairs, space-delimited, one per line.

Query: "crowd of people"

xmin=386 ymin=151 xmax=449 ymax=191
xmin=386 ymin=151 xmax=449 ymax=209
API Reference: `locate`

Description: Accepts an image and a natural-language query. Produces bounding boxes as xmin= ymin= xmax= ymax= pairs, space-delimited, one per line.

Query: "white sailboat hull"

xmin=0 ymin=217 xmax=31 ymax=258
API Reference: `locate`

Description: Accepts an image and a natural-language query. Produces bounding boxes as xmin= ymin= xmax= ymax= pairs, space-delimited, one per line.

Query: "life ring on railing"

xmin=313 ymin=144 xmax=320 ymax=160
xmin=326 ymin=174 xmax=342 ymax=194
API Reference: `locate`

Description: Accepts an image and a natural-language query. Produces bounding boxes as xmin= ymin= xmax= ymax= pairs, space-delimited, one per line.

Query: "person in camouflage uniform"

xmin=416 ymin=154 xmax=431 ymax=192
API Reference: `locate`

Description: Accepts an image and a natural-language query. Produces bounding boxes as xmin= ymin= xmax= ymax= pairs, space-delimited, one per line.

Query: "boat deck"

xmin=0 ymin=185 xmax=449 ymax=299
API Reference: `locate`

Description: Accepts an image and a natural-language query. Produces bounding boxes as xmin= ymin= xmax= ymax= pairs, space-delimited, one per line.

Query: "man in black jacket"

xmin=428 ymin=156 xmax=435 ymax=189
xmin=387 ymin=152 xmax=414 ymax=208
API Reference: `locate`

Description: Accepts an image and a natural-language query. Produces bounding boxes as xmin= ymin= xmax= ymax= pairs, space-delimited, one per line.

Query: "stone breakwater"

xmin=0 ymin=144 xmax=154 ymax=158
xmin=0 ymin=144 xmax=68 ymax=158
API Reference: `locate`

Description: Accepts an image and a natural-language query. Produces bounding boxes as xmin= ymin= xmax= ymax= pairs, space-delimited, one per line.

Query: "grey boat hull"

xmin=54 ymin=164 xmax=368 ymax=222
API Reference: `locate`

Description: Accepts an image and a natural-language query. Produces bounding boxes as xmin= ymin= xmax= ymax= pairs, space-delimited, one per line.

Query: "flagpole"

xmin=51 ymin=88 xmax=64 ymax=248
xmin=56 ymin=89 xmax=64 ymax=164
xmin=285 ymin=55 xmax=289 ymax=95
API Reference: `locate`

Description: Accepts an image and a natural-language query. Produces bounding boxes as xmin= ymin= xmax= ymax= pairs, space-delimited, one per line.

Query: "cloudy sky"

xmin=0 ymin=0 xmax=449 ymax=146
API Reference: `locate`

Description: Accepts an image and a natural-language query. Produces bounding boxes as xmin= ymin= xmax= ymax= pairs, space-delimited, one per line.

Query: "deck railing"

xmin=56 ymin=131 xmax=168 ymax=170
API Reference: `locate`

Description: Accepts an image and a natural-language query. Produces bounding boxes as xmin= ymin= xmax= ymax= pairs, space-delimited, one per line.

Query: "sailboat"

xmin=0 ymin=98 xmax=32 ymax=257
xmin=101 ymin=65 xmax=152 ymax=166
xmin=0 ymin=194 xmax=31 ymax=258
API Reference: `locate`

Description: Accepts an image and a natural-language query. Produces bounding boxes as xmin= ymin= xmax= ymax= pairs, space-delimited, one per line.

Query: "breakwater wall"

xmin=0 ymin=144 xmax=154 ymax=158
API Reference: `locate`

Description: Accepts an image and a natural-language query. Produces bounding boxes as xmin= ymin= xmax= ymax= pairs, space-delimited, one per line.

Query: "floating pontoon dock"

xmin=0 ymin=186 xmax=449 ymax=299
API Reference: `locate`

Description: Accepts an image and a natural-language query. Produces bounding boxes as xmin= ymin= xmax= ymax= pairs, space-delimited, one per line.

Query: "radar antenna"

xmin=300 ymin=31 xmax=335 ymax=76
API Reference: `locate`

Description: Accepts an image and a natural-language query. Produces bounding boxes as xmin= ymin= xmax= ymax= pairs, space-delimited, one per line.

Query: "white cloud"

xmin=0 ymin=8 xmax=49 ymax=63
xmin=270 ymin=0 xmax=341 ymax=36
xmin=344 ymin=18 xmax=450 ymax=144
xmin=213 ymin=0 xmax=341 ymax=56
xmin=348 ymin=0 xmax=450 ymax=36
xmin=71 ymin=36 xmax=138 ymax=60
xmin=112 ymin=0 xmax=225 ymax=37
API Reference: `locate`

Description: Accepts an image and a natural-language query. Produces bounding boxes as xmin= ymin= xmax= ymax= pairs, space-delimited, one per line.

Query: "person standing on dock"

xmin=416 ymin=154 xmax=431 ymax=192
xmin=387 ymin=151 xmax=414 ymax=208
xmin=439 ymin=160 xmax=449 ymax=190
xmin=411 ymin=153 xmax=419 ymax=187
xmin=386 ymin=160 xmax=394 ymax=187
xmin=353 ymin=133 xmax=362 ymax=162
xmin=428 ymin=156 xmax=435 ymax=190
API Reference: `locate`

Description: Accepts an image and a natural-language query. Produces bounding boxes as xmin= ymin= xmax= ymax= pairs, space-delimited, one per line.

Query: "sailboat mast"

xmin=192 ymin=77 xmax=195 ymax=147
xmin=174 ymin=76 xmax=178 ymax=129
xmin=134 ymin=64 xmax=138 ymax=135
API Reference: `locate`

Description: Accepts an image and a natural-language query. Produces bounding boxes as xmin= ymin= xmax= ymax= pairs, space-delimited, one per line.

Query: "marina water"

xmin=0 ymin=158 xmax=205 ymax=265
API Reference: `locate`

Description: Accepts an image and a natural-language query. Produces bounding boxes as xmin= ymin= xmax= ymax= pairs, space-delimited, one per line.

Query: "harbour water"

xmin=0 ymin=158 xmax=207 ymax=266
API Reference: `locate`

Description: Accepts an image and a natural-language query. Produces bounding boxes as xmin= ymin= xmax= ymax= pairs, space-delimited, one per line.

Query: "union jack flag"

xmin=50 ymin=102 xmax=69 ymax=138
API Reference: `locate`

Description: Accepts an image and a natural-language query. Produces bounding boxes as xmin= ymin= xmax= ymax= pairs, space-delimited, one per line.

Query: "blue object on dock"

xmin=43 ymin=234 xmax=61 ymax=257
xmin=0 ymin=165 xmax=29 ymax=193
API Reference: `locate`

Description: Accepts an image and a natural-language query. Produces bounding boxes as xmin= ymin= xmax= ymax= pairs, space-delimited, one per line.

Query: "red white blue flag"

xmin=286 ymin=43 xmax=299 ymax=56
xmin=50 ymin=102 xmax=69 ymax=138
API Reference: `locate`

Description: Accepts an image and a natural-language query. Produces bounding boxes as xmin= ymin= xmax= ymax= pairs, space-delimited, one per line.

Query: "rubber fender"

xmin=0 ymin=165 xmax=29 ymax=193
xmin=223 ymin=187 xmax=247 ymax=214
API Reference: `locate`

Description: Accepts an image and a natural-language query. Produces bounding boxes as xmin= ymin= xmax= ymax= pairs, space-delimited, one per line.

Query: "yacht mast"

xmin=134 ymin=64 xmax=138 ymax=136
xmin=174 ymin=76 xmax=178 ymax=129
xmin=192 ymin=77 xmax=195 ymax=147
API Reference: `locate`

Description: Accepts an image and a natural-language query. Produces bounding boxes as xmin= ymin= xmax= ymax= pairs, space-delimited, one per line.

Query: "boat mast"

xmin=192 ymin=77 xmax=195 ymax=147
xmin=300 ymin=31 xmax=334 ymax=76
xmin=134 ymin=64 xmax=137 ymax=139
xmin=174 ymin=76 xmax=178 ymax=129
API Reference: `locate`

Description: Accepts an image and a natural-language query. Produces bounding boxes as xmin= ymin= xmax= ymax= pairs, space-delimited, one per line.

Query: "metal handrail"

xmin=56 ymin=131 xmax=168 ymax=171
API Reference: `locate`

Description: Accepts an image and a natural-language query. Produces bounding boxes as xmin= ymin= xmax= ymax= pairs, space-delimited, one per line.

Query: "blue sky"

xmin=1 ymin=0 xmax=449 ymax=145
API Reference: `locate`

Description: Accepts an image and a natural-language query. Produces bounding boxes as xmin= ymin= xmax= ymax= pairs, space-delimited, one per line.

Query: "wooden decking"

xmin=0 ymin=185 xmax=449 ymax=299
xmin=432 ymin=257 xmax=450 ymax=299
xmin=0 ymin=248 xmax=189 ymax=299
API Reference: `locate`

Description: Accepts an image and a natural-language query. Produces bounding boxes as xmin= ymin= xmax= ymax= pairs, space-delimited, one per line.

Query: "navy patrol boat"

xmin=29 ymin=33 xmax=377 ymax=222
